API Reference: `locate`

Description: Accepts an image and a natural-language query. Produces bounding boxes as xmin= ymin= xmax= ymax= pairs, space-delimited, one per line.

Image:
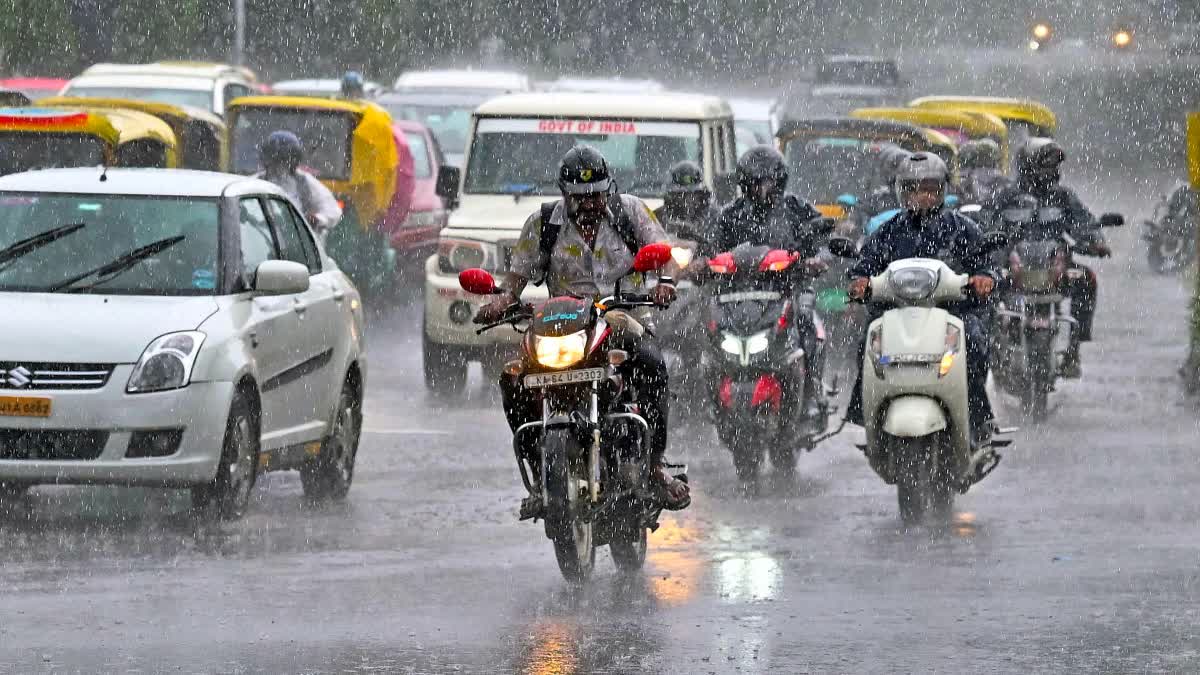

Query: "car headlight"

xmin=888 ymin=266 xmax=939 ymax=301
xmin=746 ymin=330 xmax=770 ymax=355
xmin=127 ymin=331 xmax=206 ymax=393
xmin=438 ymin=238 xmax=499 ymax=273
xmin=534 ymin=331 xmax=587 ymax=370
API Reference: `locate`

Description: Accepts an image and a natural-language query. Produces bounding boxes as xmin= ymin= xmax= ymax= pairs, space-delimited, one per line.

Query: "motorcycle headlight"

xmin=888 ymin=266 xmax=939 ymax=301
xmin=746 ymin=330 xmax=770 ymax=355
xmin=127 ymin=331 xmax=206 ymax=394
xmin=670 ymin=246 xmax=694 ymax=268
xmin=720 ymin=333 xmax=743 ymax=356
xmin=534 ymin=331 xmax=587 ymax=370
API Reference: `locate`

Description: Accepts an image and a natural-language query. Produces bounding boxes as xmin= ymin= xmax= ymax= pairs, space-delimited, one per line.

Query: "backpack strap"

xmin=608 ymin=194 xmax=642 ymax=258
xmin=532 ymin=196 xmax=641 ymax=286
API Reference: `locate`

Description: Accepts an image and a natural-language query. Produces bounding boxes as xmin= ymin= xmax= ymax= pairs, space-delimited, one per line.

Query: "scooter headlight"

xmin=888 ymin=266 xmax=939 ymax=301
xmin=746 ymin=330 xmax=771 ymax=355
xmin=534 ymin=331 xmax=587 ymax=370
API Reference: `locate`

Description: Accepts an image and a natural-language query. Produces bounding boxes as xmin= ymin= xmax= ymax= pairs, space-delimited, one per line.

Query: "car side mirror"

xmin=713 ymin=172 xmax=738 ymax=204
xmin=632 ymin=242 xmax=673 ymax=272
xmin=827 ymin=237 xmax=859 ymax=259
xmin=254 ymin=260 xmax=310 ymax=295
xmin=435 ymin=165 xmax=461 ymax=210
xmin=1099 ymin=212 xmax=1124 ymax=227
xmin=458 ymin=268 xmax=500 ymax=295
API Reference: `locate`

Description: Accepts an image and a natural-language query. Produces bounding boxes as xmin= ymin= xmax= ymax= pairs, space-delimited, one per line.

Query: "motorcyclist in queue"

xmin=704 ymin=145 xmax=832 ymax=435
xmin=255 ymin=130 xmax=343 ymax=242
xmin=989 ymin=139 xmax=1111 ymax=378
xmin=340 ymin=71 xmax=366 ymax=99
xmin=861 ymin=144 xmax=911 ymax=220
xmin=846 ymin=152 xmax=999 ymax=446
xmin=957 ymin=139 xmax=1011 ymax=213
xmin=474 ymin=145 xmax=690 ymax=515
xmin=654 ymin=159 xmax=719 ymax=248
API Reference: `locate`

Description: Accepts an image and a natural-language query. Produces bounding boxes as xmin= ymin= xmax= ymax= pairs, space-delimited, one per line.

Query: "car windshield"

xmin=230 ymin=108 xmax=354 ymax=180
xmin=384 ymin=103 xmax=473 ymax=155
xmin=63 ymin=86 xmax=213 ymax=112
xmin=0 ymin=192 xmax=220 ymax=295
xmin=464 ymin=118 xmax=701 ymax=198
xmin=0 ymin=133 xmax=105 ymax=176
xmin=787 ymin=138 xmax=881 ymax=204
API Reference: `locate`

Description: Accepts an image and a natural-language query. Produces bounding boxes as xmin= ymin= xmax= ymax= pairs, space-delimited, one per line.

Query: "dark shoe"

xmin=518 ymin=493 xmax=544 ymax=521
xmin=650 ymin=466 xmax=691 ymax=511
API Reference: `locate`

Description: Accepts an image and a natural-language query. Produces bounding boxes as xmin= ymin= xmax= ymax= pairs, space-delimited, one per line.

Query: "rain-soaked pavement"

xmin=1 ymin=171 xmax=1197 ymax=674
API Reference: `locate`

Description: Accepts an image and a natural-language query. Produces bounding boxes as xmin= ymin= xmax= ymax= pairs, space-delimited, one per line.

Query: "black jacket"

xmin=705 ymin=193 xmax=824 ymax=257
xmin=848 ymin=207 xmax=996 ymax=284
xmin=990 ymin=182 xmax=1103 ymax=246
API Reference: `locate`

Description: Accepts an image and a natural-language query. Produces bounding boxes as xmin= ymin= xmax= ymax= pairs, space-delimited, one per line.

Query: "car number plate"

xmin=0 ymin=396 xmax=51 ymax=418
xmin=525 ymin=368 xmax=606 ymax=388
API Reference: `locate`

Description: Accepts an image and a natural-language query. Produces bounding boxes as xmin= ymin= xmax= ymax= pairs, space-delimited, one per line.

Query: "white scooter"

xmin=828 ymin=239 xmax=1011 ymax=523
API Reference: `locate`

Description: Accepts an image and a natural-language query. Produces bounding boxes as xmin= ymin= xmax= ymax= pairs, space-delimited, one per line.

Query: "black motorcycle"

xmin=1142 ymin=185 xmax=1196 ymax=275
xmin=458 ymin=243 xmax=685 ymax=583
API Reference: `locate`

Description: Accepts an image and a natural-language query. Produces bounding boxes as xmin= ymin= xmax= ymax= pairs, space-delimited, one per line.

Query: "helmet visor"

xmin=560 ymin=177 xmax=611 ymax=195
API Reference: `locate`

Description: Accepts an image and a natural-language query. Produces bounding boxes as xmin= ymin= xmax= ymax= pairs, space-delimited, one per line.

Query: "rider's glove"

xmin=969 ymin=275 xmax=996 ymax=297
xmin=473 ymin=293 xmax=516 ymax=324
xmin=651 ymin=283 xmax=677 ymax=307
xmin=848 ymin=277 xmax=870 ymax=300
xmin=801 ymin=256 xmax=829 ymax=276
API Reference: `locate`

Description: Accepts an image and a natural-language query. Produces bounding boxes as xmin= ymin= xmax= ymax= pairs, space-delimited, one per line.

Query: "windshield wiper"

xmin=48 ymin=235 xmax=186 ymax=293
xmin=0 ymin=223 xmax=86 ymax=271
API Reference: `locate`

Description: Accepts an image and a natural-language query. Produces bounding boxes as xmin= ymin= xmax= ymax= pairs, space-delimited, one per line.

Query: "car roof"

xmin=273 ymin=79 xmax=383 ymax=94
xmin=79 ymin=62 xmax=251 ymax=81
xmin=65 ymin=75 xmax=214 ymax=92
xmin=728 ymin=97 xmax=776 ymax=120
xmin=0 ymin=168 xmax=283 ymax=198
xmin=394 ymin=69 xmax=530 ymax=92
xmin=378 ymin=91 xmax=494 ymax=106
xmin=475 ymin=92 xmax=732 ymax=120
xmin=546 ymin=77 xmax=666 ymax=93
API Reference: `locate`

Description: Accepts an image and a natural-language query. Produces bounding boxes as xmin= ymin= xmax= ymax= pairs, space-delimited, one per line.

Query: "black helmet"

xmin=1017 ymin=138 xmax=1065 ymax=185
xmin=737 ymin=145 xmax=788 ymax=192
xmin=665 ymin=160 xmax=706 ymax=194
xmin=341 ymin=71 xmax=365 ymax=98
xmin=959 ymin=139 xmax=1002 ymax=170
xmin=260 ymin=130 xmax=303 ymax=171
xmin=558 ymin=145 xmax=612 ymax=195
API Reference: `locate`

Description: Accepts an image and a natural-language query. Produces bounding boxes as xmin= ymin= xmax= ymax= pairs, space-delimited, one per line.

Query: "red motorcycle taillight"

xmin=751 ymin=375 xmax=783 ymax=411
xmin=777 ymin=301 xmax=792 ymax=334
xmin=718 ymin=377 xmax=734 ymax=409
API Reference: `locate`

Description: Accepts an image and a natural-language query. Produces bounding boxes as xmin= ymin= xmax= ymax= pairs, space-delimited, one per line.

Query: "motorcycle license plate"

xmin=0 ymin=396 xmax=51 ymax=418
xmin=525 ymin=368 xmax=606 ymax=388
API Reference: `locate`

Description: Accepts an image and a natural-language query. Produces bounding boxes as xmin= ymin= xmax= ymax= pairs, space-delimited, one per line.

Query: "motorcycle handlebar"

xmin=474 ymin=303 xmax=533 ymax=334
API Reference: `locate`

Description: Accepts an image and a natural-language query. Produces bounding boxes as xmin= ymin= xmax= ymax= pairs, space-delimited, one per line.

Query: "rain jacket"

xmin=257 ymin=169 xmax=343 ymax=233
xmin=705 ymin=193 xmax=824 ymax=257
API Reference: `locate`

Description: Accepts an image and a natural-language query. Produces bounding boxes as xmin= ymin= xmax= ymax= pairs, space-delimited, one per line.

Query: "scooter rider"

xmin=846 ymin=152 xmax=998 ymax=445
xmin=705 ymin=145 xmax=831 ymax=434
xmin=862 ymin=144 xmax=911 ymax=219
xmin=654 ymin=160 xmax=719 ymax=248
xmin=255 ymin=130 xmax=343 ymax=242
xmin=958 ymin=139 xmax=1011 ymax=211
xmin=990 ymin=139 xmax=1111 ymax=378
xmin=474 ymin=145 xmax=690 ymax=513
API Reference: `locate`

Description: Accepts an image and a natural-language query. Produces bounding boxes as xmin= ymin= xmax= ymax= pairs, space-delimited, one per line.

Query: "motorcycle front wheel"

xmin=542 ymin=428 xmax=595 ymax=583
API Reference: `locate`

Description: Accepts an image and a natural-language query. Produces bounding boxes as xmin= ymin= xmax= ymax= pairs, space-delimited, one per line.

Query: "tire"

xmin=301 ymin=378 xmax=363 ymax=501
xmin=609 ymin=524 xmax=648 ymax=573
xmin=894 ymin=437 xmax=934 ymax=525
xmin=192 ymin=394 xmax=259 ymax=520
xmin=769 ymin=445 xmax=797 ymax=477
xmin=422 ymin=331 xmax=467 ymax=398
xmin=1148 ymin=237 xmax=1186 ymax=275
xmin=1022 ymin=331 xmax=1053 ymax=421
xmin=541 ymin=428 xmax=595 ymax=584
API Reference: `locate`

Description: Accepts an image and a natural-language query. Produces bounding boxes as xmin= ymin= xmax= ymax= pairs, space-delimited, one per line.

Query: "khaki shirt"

xmin=509 ymin=194 xmax=668 ymax=298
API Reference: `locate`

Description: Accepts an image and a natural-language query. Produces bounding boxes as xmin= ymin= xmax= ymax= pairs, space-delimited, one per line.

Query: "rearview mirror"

xmin=435 ymin=165 xmax=461 ymax=210
xmin=458 ymin=267 xmax=499 ymax=295
xmin=254 ymin=260 xmax=310 ymax=295
xmin=826 ymin=237 xmax=859 ymax=259
xmin=632 ymin=242 xmax=673 ymax=273
xmin=1099 ymin=212 xmax=1124 ymax=227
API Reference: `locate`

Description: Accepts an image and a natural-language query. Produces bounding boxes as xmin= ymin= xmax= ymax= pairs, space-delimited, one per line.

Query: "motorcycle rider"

xmin=654 ymin=160 xmax=719 ymax=249
xmin=474 ymin=145 xmax=689 ymax=514
xmin=957 ymin=139 xmax=1010 ymax=213
xmin=255 ymin=130 xmax=342 ymax=242
xmin=861 ymin=144 xmax=911 ymax=219
xmin=704 ymin=145 xmax=831 ymax=435
xmin=340 ymin=71 xmax=366 ymax=99
xmin=990 ymin=139 xmax=1111 ymax=378
xmin=846 ymin=152 xmax=998 ymax=445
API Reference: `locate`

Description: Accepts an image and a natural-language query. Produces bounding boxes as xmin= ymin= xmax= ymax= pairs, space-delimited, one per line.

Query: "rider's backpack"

xmin=533 ymin=195 xmax=641 ymax=286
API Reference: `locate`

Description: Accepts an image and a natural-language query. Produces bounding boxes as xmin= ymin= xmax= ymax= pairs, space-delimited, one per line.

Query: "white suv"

xmin=0 ymin=168 xmax=366 ymax=519
xmin=61 ymin=62 xmax=259 ymax=116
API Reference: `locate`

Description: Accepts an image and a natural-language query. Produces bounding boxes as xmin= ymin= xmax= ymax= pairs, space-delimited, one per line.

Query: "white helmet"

xmin=894 ymin=152 xmax=949 ymax=206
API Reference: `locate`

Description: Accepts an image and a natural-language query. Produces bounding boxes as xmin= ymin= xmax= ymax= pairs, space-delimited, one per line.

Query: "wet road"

xmin=2 ymin=174 xmax=1198 ymax=674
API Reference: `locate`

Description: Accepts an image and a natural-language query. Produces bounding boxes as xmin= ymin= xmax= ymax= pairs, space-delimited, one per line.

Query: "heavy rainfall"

xmin=0 ymin=0 xmax=1198 ymax=672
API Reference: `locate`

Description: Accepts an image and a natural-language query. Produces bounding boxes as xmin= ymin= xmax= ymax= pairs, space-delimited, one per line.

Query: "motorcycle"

xmin=703 ymin=243 xmax=831 ymax=483
xmin=828 ymin=237 xmax=1011 ymax=523
xmin=457 ymin=242 xmax=686 ymax=583
xmin=656 ymin=239 xmax=708 ymax=413
xmin=1142 ymin=186 xmax=1196 ymax=275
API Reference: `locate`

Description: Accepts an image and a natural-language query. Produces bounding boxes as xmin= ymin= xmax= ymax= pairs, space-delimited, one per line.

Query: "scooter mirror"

xmin=827 ymin=237 xmax=859 ymax=259
xmin=1099 ymin=212 xmax=1125 ymax=227
xmin=632 ymin=242 xmax=674 ymax=272
xmin=458 ymin=268 xmax=498 ymax=295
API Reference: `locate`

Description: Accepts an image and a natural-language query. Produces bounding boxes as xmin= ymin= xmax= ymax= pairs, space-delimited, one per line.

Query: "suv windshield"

xmin=0 ymin=133 xmax=105 ymax=176
xmin=63 ymin=86 xmax=213 ymax=111
xmin=464 ymin=118 xmax=701 ymax=198
xmin=231 ymin=108 xmax=354 ymax=180
xmin=0 ymin=193 xmax=220 ymax=295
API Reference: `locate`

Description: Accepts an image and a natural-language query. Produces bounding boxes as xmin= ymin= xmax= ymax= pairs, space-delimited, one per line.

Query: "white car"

xmin=272 ymin=78 xmax=384 ymax=99
xmin=392 ymin=69 xmax=531 ymax=94
xmin=0 ymin=168 xmax=366 ymax=518
xmin=545 ymin=77 xmax=666 ymax=94
xmin=61 ymin=62 xmax=259 ymax=116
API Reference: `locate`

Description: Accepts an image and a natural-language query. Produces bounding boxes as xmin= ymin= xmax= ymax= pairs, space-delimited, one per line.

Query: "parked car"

xmin=271 ymin=78 xmax=384 ymax=99
xmin=0 ymin=168 xmax=366 ymax=518
xmin=391 ymin=119 xmax=449 ymax=270
xmin=61 ymin=62 xmax=258 ymax=116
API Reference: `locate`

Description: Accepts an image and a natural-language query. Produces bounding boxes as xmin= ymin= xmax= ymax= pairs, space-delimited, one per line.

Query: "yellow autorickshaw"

xmin=850 ymin=106 xmax=1009 ymax=171
xmin=0 ymin=106 xmax=178 ymax=175
xmin=908 ymin=96 xmax=1057 ymax=147
xmin=40 ymin=96 xmax=226 ymax=170
xmin=224 ymin=95 xmax=402 ymax=294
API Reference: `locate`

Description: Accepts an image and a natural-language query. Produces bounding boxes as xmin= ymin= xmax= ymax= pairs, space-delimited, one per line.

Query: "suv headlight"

xmin=534 ymin=331 xmax=587 ymax=370
xmin=127 ymin=332 xmax=206 ymax=394
xmin=438 ymin=238 xmax=500 ymax=273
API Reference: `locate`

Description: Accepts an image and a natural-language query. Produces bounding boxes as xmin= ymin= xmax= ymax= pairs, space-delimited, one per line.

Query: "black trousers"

xmin=1063 ymin=263 xmax=1097 ymax=342
xmin=499 ymin=340 xmax=670 ymax=465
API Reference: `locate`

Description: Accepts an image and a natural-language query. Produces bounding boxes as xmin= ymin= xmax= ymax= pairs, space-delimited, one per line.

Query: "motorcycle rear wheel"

xmin=542 ymin=429 xmax=595 ymax=584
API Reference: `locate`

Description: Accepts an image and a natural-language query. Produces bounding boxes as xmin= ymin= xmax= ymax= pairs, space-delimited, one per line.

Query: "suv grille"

xmin=0 ymin=362 xmax=114 ymax=390
xmin=0 ymin=429 xmax=109 ymax=460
